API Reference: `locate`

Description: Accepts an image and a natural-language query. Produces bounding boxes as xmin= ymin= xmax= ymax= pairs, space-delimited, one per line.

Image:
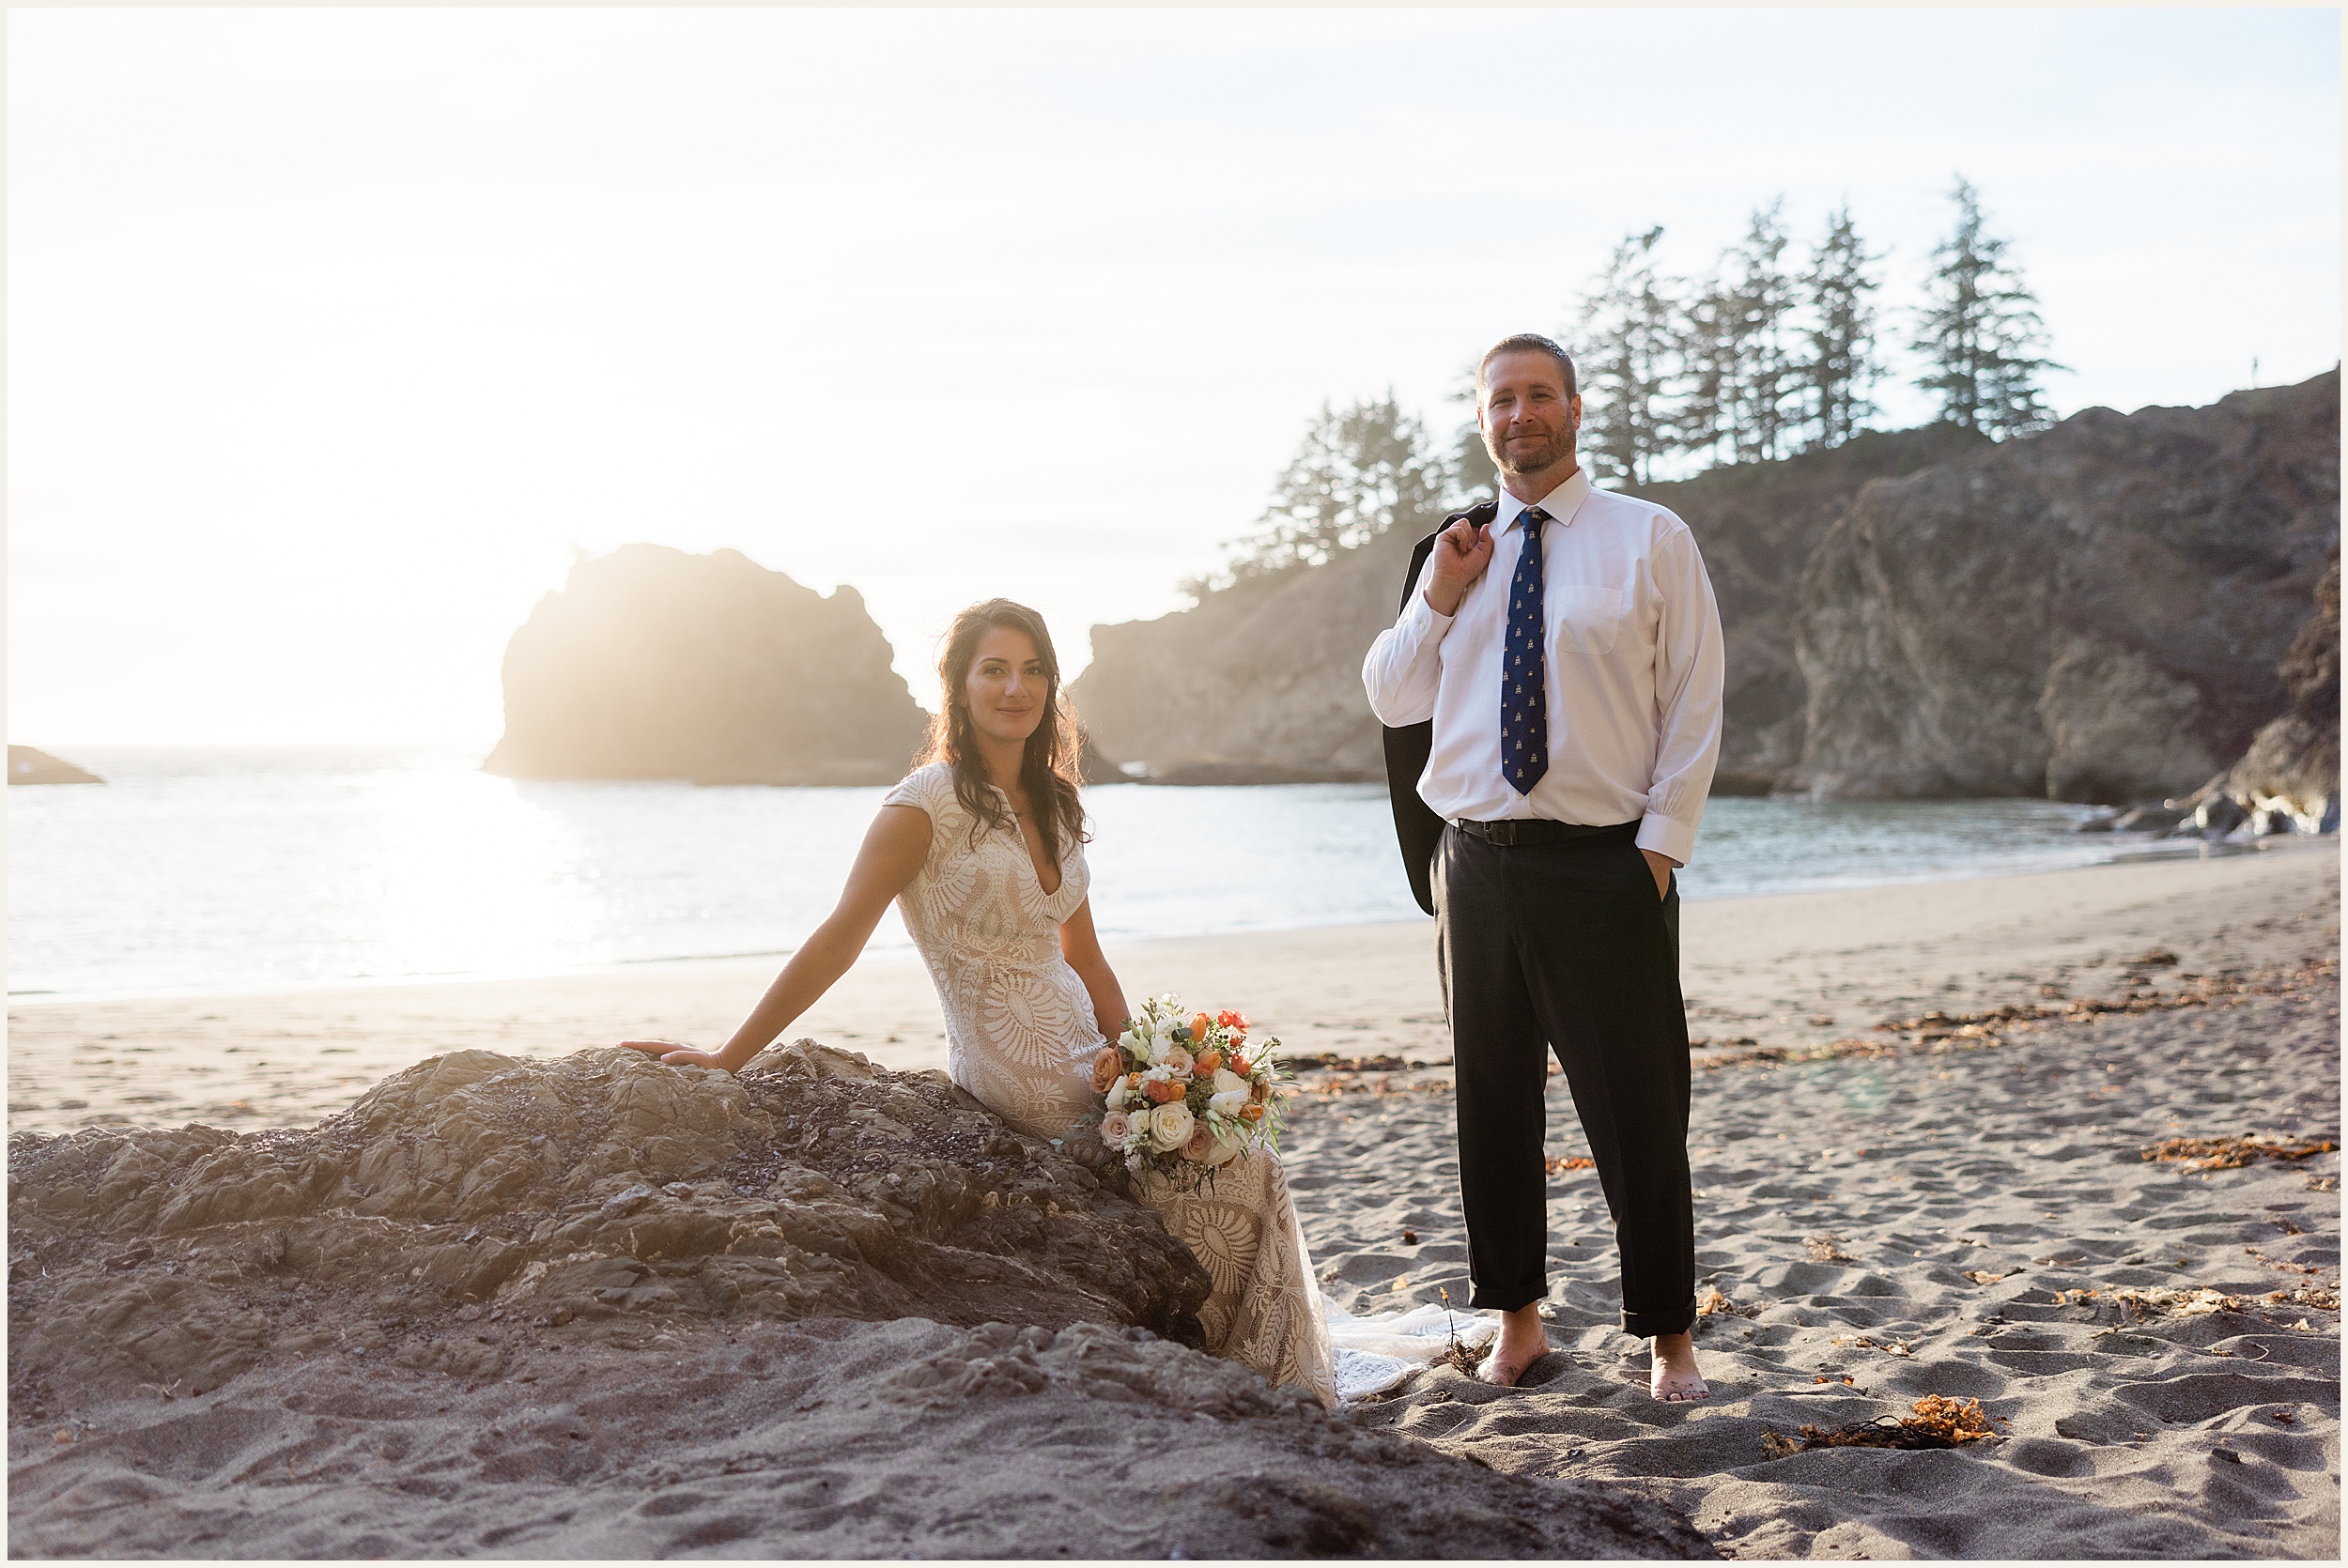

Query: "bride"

xmin=624 ymin=598 xmax=1486 ymax=1405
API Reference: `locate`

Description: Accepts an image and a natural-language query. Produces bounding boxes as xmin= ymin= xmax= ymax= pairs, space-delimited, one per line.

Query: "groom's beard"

xmin=1486 ymin=423 xmax=1576 ymax=477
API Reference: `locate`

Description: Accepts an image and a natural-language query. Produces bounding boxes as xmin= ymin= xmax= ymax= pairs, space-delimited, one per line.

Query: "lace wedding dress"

xmin=885 ymin=763 xmax=1485 ymax=1405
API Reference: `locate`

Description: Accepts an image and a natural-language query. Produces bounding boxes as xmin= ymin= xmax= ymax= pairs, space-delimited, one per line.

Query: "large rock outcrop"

xmin=6 ymin=1047 xmax=1713 ymax=1559
xmin=1072 ymin=428 xmax=1985 ymax=790
xmin=484 ymin=546 xmax=929 ymax=785
xmin=8 ymin=746 xmax=101 ymax=786
xmin=7 ymin=1042 xmax=1208 ymax=1403
xmin=1795 ymin=372 xmax=2340 ymax=802
xmin=2189 ymin=555 xmax=2340 ymax=829
xmin=1071 ymin=523 xmax=1420 ymax=781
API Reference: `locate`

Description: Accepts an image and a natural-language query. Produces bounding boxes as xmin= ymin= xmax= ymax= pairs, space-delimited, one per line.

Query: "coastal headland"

xmin=8 ymin=843 xmax=2337 ymax=1557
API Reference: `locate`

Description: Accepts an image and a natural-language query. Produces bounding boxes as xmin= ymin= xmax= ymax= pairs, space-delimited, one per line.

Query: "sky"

xmin=8 ymin=6 xmax=2340 ymax=747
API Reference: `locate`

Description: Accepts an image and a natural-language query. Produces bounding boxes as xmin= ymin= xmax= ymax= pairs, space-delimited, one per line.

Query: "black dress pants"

xmin=1435 ymin=821 xmax=1696 ymax=1337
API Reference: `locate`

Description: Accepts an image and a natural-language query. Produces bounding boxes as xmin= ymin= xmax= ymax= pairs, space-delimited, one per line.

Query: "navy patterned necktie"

xmin=1501 ymin=505 xmax=1551 ymax=796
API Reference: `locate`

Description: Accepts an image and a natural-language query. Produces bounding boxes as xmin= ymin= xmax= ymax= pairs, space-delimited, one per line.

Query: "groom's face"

xmin=1478 ymin=351 xmax=1582 ymax=477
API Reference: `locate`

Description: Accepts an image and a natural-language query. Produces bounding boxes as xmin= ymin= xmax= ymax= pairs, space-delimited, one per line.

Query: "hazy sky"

xmin=10 ymin=7 xmax=2339 ymax=746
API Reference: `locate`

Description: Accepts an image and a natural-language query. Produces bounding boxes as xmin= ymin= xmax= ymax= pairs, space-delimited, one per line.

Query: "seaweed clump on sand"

xmin=1762 ymin=1394 xmax=2002 ymax=1457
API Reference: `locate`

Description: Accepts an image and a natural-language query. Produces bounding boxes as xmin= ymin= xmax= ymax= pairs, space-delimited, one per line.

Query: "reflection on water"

xmin=9 ymin=746 xmax=2214 ymax=1001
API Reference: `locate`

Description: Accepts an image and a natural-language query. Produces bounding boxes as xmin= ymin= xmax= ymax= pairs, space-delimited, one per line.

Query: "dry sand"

xmin=8 ymin=838 xmax=2340 ymax=1558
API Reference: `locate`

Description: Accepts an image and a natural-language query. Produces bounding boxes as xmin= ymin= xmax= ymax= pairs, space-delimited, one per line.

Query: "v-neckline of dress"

xmin=987 ymin=782 xmax=1064 ymax=899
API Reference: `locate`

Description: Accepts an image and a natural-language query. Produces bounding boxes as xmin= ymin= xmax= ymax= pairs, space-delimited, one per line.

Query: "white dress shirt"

xmin=1361 ymin=469 xmax=1725 ymax=866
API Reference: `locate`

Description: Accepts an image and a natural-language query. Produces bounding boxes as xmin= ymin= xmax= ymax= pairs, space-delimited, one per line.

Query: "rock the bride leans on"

xmin=625 ymin=599 xmax=1482 ymax=1406
xmin=1365 ymin=333 xmax=1725 ymax=1401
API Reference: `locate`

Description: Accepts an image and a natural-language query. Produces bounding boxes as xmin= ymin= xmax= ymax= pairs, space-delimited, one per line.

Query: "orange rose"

xmin=1195 ymin=1050 xmax=1222 ymax=1075
xmin=1146 ymin=1079 xmax=1182 ymax=1105
xmin=1240 ymin=1102 xmax=1265 ymax=1122
xmin=1229 ymin=1057 xmax=1250 ymax=1079
xmin=1089 ymin=1047 xmax=1123 ymax=1095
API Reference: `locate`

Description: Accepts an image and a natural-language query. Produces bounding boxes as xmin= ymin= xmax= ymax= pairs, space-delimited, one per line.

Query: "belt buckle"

xmin=1487 ymin=820 xmax=1519 ymax=847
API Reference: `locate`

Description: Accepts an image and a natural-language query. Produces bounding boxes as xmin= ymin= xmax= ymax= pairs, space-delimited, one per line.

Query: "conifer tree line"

xmin=1575 ymin=177 xmax=2061 ymax=484
xmin=1193 ymin=178 xmax=2059 ymax=594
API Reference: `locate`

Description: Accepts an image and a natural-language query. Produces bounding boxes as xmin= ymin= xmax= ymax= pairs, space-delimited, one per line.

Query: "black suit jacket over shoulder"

xmin=1381 ymin=498 xmax=1499 ymax=915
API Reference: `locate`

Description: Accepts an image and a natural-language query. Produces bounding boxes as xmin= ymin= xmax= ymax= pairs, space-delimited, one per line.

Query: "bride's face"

xmin=962 ymin=625 xmax=1050 ymax=748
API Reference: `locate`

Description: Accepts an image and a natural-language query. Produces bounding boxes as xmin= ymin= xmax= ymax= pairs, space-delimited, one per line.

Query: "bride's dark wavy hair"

xmin=919 ymin=598 xmax=1089 ymax=863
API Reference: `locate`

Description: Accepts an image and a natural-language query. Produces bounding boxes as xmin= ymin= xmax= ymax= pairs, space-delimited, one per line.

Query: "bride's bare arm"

xmin=621 ymin=804 xmax=932 ymax=1073
xmin=1057 ymin=898 xmax=1130 ymax=1044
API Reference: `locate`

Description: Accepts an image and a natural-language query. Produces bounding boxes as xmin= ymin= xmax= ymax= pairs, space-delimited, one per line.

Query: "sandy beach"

xmin=8 ymin=839 xmax=2339 ymax=1557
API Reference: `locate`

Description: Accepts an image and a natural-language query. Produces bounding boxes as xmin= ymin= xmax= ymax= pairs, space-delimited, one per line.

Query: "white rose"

xmin=1205 ymin=1127 xmax=1243 ymax=1166
xmin=1124 ymin=1116 xmax=1154 ymax=1152
xmin=1209 ymin=1068 xmax=1251 ymax=1115
xmin=1149 ymin=1100 xmax=1195 ymax=1152
xmin=1104 ymin=1080 xmax=1131 ymax=1111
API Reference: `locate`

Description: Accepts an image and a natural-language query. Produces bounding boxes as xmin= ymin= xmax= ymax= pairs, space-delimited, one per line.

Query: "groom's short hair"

xmin=1476 ymin=333 xmax=1578 ymax=403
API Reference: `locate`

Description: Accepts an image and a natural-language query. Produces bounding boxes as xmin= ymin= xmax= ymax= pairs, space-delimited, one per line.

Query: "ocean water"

xmin=8 ymin=746 xmax=2203 ymax=1002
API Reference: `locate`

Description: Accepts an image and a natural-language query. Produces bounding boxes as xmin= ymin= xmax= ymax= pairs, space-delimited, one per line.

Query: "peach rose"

xmin=1149 ymin=1100 xmax=1196 ymax=1152
xmin=1090 ymin=1047 xmax=1124 ymax=1095
xmin=1164 ymin=1045 xmax=1195 ymax=1079
xmin=1182 ymin=1122 xmax=1215 ymax=1161
xmin=1100 ymin=1109 xmax=1133 ymax=1147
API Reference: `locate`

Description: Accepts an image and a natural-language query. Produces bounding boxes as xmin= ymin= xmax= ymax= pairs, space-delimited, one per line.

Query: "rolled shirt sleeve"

xmin=1634 ymin=523 xmax=1725 ymax=866
xmin=1362 ymin=554 xmax=1452 ymax=728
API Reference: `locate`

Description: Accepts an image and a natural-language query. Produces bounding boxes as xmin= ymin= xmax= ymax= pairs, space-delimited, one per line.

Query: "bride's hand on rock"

xmin=618 ymin=1039 xmax=730 ymax=1070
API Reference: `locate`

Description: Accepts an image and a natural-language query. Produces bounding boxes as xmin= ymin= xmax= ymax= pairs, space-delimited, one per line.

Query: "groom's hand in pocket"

xmin=1639 ymin=848 xmax=1677 ymax=901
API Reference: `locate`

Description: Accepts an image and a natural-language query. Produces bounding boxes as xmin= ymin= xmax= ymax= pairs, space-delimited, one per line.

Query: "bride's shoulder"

xmin=882 ymin=761 xmax=958 ymax=818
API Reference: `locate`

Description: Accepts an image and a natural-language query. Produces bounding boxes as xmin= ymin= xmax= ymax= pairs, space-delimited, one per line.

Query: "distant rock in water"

xmin=484 ymin=545 xmax=929 ymax=785
xmin=8 ymin=746 xmax=101 ymax=786
xmin=1796 ymin=372 xmax=2340 ymax=803
xmin=7 ymin=1041 xmax=1210 ymax=1402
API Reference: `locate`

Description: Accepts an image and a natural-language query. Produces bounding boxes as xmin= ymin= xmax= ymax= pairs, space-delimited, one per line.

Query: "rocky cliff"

xmin=2191 ymin=556 xmax=2340 ymax=829
xmin=1072 ymin=427 xmax=1986 ymax=789
xmin=1796 ymin=372 xmax=2340 ymax=802
xmin=1071 ymin=523 xmax=1420 ymax=781
xmin=485 ymin=546 xmax=929 ymax=786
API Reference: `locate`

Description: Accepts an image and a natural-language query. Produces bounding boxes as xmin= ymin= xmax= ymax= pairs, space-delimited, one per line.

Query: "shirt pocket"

xmin=1550 ymin=585 xmax=1627 ymax=657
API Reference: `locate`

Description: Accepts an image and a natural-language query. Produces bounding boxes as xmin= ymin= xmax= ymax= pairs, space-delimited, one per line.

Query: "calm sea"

xmin=8 ymin=746 xmax=2199 ymax=1002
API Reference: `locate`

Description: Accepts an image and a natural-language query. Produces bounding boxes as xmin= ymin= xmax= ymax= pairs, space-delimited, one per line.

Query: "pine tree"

xmin=1722 ymin=201 xmax=1799 ymax=463
xmin=1189 ymin=394 xmax=1447 ymax=596
xmin=1797 ymin=204 xmax=1882 ymax=450
xmin=1575 ymin=226 xmax=1678 ymax=486
xmin=1672 ymin=269 xmax=1741 ymax=469
xmin=1910 ymin=177 xmax=2061 ymax=437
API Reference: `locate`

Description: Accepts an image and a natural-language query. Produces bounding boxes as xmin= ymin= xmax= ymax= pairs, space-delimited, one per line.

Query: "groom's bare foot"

xmin=1649 ymin=1330 xmax=1708 ymax=1403
xmin=1477 ymin=1302 xmax=1550 ymax=1387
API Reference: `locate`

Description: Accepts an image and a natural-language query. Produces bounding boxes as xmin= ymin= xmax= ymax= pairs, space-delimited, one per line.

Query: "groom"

xmin=1363 ymin=333 xmax=1723 ymax=1399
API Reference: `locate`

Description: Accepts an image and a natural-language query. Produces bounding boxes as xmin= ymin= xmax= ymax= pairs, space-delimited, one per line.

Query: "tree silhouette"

xmin=1576 ymin=226 xmax=1678 ymax=485
xmin=1910 ymin=177 xmax=2062 ymax=437
xmin=1189 ymin=394 xmax=1448 ymax=596
xmin=1722 ymin=201 xmax=1800 ymax=463
xmin=1798 ymin=204 xmax=1882 ymax=449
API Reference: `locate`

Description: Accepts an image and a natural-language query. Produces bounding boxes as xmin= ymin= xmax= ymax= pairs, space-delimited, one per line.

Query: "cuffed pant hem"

xmin=1621 ymin=1298 xmax=1697 ymax=1339
xmin=1469 ymin=1284 xmax=1545 ymax=1314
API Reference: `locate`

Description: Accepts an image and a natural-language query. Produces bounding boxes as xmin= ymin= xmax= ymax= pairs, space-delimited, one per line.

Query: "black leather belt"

xmin=1451 ymin=817 xmax=1639 ymax=847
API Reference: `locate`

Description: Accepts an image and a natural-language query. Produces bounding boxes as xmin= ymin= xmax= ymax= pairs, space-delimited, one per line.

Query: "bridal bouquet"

xmin=1068 ymin=994 xmax=1286 ymax=1185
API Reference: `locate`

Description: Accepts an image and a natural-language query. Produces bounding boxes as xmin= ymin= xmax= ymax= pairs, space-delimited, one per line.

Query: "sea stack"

xmin=8 ymin=746 xmax=102 ymax=786
xmin=485 ymin=546 xmax=930 ymax=786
